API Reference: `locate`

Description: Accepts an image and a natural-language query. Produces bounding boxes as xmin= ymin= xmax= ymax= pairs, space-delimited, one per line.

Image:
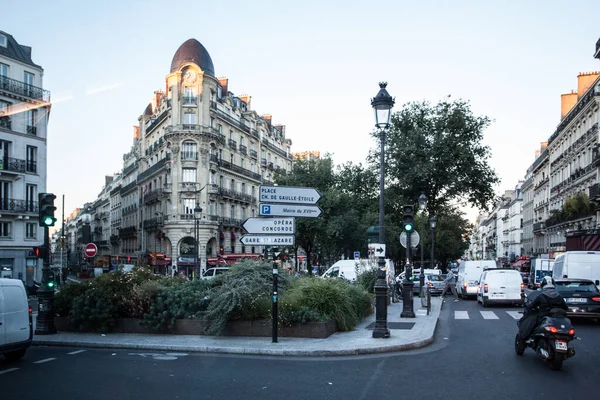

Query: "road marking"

xmin=480 ymin=311 xmax=499 ymax=320
xmin=34 ymin=358 xmax=56 ymax=364
xmin=67 ymin=350 xmax=87 ymax=355
xmin=454 ymin=311 xmax=469 ymax=319
xmin=0 ymin=368 xmax=20 ymax=375
xmin=506 ymin=311 xmax=522 ymax=320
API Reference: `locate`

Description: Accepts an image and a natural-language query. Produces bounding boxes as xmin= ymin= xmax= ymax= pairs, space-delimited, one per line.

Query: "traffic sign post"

xmin=354 ymin=251 xmax=360 ymax=260
xmin=259 ymin=203 xmax=322 ymax=218
xmin=400 ymin=231 xmax=420 ymax=248
xmin=242 ymin=217 xmax=295 ymax=234
xmin=84 ymin=243 xmax=98 ymax=258
xmin=368 ymin=243 xmax=386 ymax=257
xmin=240 ymin=235 xmax=295 ymax=246
xmin=259 ymin=185 xmax=321 ymax=204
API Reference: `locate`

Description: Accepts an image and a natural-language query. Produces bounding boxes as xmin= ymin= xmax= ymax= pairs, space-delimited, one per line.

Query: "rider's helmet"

xmin=540 ymin=275 xmax=555 ymax=289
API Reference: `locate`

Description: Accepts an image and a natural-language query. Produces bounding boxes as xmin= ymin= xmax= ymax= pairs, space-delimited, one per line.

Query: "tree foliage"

xmin=377 ymin=97 xmax=499 ymax=215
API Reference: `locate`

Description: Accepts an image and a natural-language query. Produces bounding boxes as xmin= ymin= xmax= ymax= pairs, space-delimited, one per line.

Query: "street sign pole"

xmin=35 ymin=225 xmax=56 ymax=335
xmin=272 ymin=258 xmax=278 ymax=343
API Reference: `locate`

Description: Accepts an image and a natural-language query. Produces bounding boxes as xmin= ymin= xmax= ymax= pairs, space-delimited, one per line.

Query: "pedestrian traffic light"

xmin=32 ymin=246 xmax=47 ymax=259
xmin=402 ymin=205 xmax=414 ymax=232
xmin=38 ymin=193 xmax=57 ymax=227
xmin=46 ymin=280 xmax=55 ymax=289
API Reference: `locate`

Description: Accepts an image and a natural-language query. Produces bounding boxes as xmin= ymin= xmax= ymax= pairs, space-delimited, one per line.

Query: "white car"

xmin=0 ymin=278 xmax=33 ymax=361
xmin=476 ymin=268 xmax=524 ymax=307
xmin=201 ymin=267 xmax=230 ymax=280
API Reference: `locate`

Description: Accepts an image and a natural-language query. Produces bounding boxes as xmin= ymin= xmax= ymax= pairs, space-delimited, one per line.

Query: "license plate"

xmin=555 ymin=341 xmax=567 ymax=351
xmin=567 ymin=298 xmax=587 ymax=303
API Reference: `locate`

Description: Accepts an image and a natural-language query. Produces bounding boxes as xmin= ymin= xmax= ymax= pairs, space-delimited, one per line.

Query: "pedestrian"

xmin=440 ymin=269 xmax=459 ymax=302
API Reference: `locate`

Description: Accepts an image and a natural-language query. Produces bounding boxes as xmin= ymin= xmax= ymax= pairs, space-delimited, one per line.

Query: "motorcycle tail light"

xmin=484 ymin=284 xmax=488 ymax=293
xmin=568 ymin=329 xmax=575 ymax=335
xmin=544 ymin=326 xmax=558 ymax=333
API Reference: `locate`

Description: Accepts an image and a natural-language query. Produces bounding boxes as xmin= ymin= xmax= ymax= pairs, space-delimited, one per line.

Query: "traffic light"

xmin=38 ymin=193 xmax=57 ymax=227
xmin=32 ymin=246 xmax=47 ymax=259
xmin=402 ymin=205 xmax=414 ymax=232
xmin=46 ymin=280 xmax=55 ymax=289
xmin=219 ymin=246 xmax=224 ymax=255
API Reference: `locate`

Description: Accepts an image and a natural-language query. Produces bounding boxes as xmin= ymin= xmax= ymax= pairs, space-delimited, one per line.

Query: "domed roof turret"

xmin=170 ymin=39 xmax=215 ymax=77
xmin=143 ymin=103 xmax=153 ymax=116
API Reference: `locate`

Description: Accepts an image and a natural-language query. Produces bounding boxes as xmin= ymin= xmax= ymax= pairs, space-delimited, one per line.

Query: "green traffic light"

xmin=43 ymin=216 xmax=55 ymax=226
xmin=47 ymin=281 xmax=55 ymax=288
xmin=404 ymin=223 xmax=413 ymax=232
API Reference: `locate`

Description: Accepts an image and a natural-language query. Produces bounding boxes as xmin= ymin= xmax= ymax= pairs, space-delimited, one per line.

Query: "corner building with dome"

xmin=77 ymin=39 xmax=294 ymax=277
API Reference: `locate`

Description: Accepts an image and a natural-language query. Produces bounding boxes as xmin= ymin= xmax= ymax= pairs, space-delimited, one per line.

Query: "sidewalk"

xmin=32 ymin=297 xmax=441 ymax=357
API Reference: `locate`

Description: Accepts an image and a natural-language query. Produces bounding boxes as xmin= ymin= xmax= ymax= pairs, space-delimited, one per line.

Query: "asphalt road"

xmin=2 ymin=299 xmax=599 ymax=400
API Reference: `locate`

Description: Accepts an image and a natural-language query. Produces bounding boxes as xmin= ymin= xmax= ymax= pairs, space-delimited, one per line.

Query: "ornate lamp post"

xmin=194 ymin=204 xmax=202 ymax=279
xmin=418 ymin=194 xmax=428 ymax=294
xmin=429 ymin=215 xmax=437 ymax=269
xmin=371 ymin=82 xmax=395 ymax=339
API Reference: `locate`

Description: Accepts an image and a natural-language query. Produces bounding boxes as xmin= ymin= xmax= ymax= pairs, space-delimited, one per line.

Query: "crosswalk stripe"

xmin=506 ymin=311 xmax=522 ymax=320
xmin=454 ymin=311 xmax=469 ymax=319
xmin=480 ymin=311 xmax=499 ymax=319
xmin=68 ymin=350 xmax=87 ymax=355
xmin=0 ymin=368 xmax=19 ymax=375
xmin=34 ymin=358 xmax=56 ymax=364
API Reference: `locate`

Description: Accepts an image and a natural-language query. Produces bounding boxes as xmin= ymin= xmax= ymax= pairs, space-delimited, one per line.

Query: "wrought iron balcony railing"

xmin=0 ymin=157 xmax=36 ymax=174
xmin=0 ymin=198 xmax=38 ymax=213
xmin=0 ymin=75 xmax=51 ymax=101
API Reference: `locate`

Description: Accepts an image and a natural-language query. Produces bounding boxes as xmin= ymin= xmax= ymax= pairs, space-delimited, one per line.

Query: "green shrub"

xmin=282 ymin=278 xmax=371 ymax=331
xmin=54 ymin=281 xmax=90 ymax=317
xmin=128 ymin=281 xmax=165 ymax=319
xmin=141 ymin=279 xmax=211 ymax=332
xmin=356 ymin=268 xmax=378 ymax=294
xmin=279 ymin=285 xmax=327 ymax=326
xmin=202 ymin=260 xmax=285 ymax=336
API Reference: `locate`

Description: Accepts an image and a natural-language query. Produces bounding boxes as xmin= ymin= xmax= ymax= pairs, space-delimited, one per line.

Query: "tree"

xmin=377 ymin=97 xmax=500 ymax=215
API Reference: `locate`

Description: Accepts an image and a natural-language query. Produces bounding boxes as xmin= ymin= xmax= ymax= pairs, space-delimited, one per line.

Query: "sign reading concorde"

xmin=242 ymin=217 xmax=296 ymax=234
xmin=259 ymin=185 xmax=321 ymax=205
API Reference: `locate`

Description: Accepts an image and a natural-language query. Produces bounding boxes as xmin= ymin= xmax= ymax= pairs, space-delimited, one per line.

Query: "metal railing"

xmin=0 ymin=75 xmax=51 ymax=101
xmin=0 ymin=157 xmax=36 ymax=174
xmin=0 ymin=198 xmax=38 ymax=213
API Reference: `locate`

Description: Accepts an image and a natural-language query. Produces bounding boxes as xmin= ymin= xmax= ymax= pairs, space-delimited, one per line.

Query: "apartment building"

xmin=0 ymin=31 xmax=50 ymax=283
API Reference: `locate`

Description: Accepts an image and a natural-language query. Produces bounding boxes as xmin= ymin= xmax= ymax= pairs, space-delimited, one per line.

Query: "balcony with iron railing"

xmin=144 ymin=188 xmax=164 ymax=203
xmin=0 ymin=116 xmax=11 ymax=130
xmin=110 ymin=234 xmax=121 ymax=244
xmin=183 ymin=96 xmax=197 ymax=105
xmin=165 ymin=125 xmax=225 ymax=145
xmin=179 ymin=182 xmax=201 ymax=192
xmin=228 ymin=139 xmax=237 ymax=150
xmin=120 ymin=181 xmax=137 ymax=194
xmin=0 ymin=75 xmax=51 ymax=102
xmin=260 ymin=158 xmax=267 ymax=167
xmin=142 ymin=217 xmax=163 ymax=229
xmin=0 ymin=199 xmax=38 ymax=213
xmin=249 ymin=149 xmax=258 ymax=159
xmin=0 ymin=157 xmax=36 ymax=174
xmin=218 ymin=216 xmax=242 ymax=227
xmin=137 ymin=155 xmax=170 ymax=182
xmin=207 ymin=183 xmax=219 ymax=195
xmin=144 ymin=109 xmax=168 ymax=135
xmin=218 ymin=159 xmax=261 ymax=181
xmin=218 ymin=187 xmax=254 ymax=203
xmin=239 ymin=144 xmax=247 ymax=155
xmin=590 ymin=184 xmax=600 ymax=200
xmin=118 ymin=226 xmax=137 ymax=237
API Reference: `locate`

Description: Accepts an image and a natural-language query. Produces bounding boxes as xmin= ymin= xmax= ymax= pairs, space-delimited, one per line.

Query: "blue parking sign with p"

xmin=354 ymin=251 xmax=360 ymax=259
xmin=261 ymin=205 xmax=271 ymax=215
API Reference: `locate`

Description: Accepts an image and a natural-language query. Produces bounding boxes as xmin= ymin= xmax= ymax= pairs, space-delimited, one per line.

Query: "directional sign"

xmin=259 ymin=185 xmax=321 ymax=205
xmin=84 ymin=243 xmax=98 ymax=258
xmin=242 ymin=217 xmax=295 ymax=234
xmin=368 ymin=243 xmax=386 ymax=257
xmin=400 ymin=231 xmax=420 ymax=248
xmin=240 ymin=235 xmax=295 ymax=246
xmin=259 ymin=203 xmax=322 ymax=218
xmin=353 ymin=251 xmax=360 ymax=260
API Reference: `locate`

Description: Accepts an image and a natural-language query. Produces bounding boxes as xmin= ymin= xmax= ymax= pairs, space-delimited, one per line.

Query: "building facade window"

xmin=26 ymin=145 xmax=37 ymax=173
xmin=25 ymin=223 xmax=36 ymax=239
xmin=181 ymin=141 xmax=197 ymax=160
xmin=182 ymin=199 xmax=196 ymax=215
xmin=182 ymin=168 xmax=196 ymax=182
xmin=0 ymin=221 xmax=12 ymax=238
xmin=183 ymin=112 xmax=196 ymax=125
xmin=0 ymin=35 xmax=6 ymax=48
xmin=24 ymin=71 xmax=34 ymax=86
xmin=26 ymin=109 xmax=37 ymax=134
xmin=26 ymin=184 xmax=36 ymax=212
xmin=0 ymin=63 xmax=8 ymax=76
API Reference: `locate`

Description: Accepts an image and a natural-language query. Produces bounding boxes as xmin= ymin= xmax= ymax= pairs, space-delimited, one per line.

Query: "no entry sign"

xmin=84 ymin=243 xmax=98 ymax=258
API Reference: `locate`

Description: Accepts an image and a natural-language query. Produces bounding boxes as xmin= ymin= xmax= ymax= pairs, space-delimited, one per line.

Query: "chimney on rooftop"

xmin=218 ymin=78 xmax=228 ymax=96
xmin=577 ymin=71 xmax=600 ymax=99
xmin=560 ymin=90 xmax=578 ymax=119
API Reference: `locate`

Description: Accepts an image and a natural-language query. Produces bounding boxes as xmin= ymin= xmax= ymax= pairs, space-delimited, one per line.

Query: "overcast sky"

xmin=3 ymin=0 xmax=600 ymax=225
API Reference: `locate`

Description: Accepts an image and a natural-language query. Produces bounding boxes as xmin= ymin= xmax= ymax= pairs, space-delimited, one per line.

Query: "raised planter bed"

xmin=53 ymin=317 xmax=337 ymax=338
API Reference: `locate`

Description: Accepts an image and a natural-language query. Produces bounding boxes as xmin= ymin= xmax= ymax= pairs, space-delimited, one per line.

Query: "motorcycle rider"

xmin=518 ymin=276 xmax=568 ymax=340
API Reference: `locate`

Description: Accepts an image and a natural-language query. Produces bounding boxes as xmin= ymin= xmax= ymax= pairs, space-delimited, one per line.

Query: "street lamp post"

xmin=194 ymin=204 xmax=202 ymax=279
xmin=429 ymin=215 xmax=437 ymax=270
xmin=418 ymin=194 xmax=428 ymax=294
xmin=371 ymin=82 xmax=395 ymax=339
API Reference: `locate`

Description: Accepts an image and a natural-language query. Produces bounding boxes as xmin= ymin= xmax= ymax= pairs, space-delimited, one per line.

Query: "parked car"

xmin=201 ymin=267 xmax=230 ymax=280
xmin=0 ymin=278 xmax=33 ymax=361
xmin=554 ymin=278 xmax=600 ymax=320
xmin=476 ymin=268 xmax=524 ymax=307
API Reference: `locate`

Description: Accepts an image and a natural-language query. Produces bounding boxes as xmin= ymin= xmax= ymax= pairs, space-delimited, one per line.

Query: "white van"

xmin=0 ymin=278 xmax=33 ymax=361
xmin=477 ymin=269 xmax=524 ymax=306
xmin=528 ymin=258 xmax=555 ymax=289
xmin=553 ymin=251 xmax=600 ymax=285
xmin=322 ymin=259 xmax=393 ymax=282
xmin=457 ymin=260 xmax=496 ymax=298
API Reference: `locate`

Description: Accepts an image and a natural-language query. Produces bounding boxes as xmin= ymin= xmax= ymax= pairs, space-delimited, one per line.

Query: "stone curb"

xmin=32 ymin=318 xmax=437 ymax=357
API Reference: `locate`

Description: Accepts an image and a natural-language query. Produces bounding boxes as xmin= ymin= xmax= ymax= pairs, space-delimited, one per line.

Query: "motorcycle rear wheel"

xmin=547 ymin=352 xmax=564 ymax=371
xmin=514 ymin=334 xmax=525 ymax=356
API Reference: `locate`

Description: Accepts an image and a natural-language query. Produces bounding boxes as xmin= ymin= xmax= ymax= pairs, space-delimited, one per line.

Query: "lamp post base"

xmin=372 ymin=267 xmax=390 ymax=338
xmin=401 ymin=280 xmax=416 ymax=318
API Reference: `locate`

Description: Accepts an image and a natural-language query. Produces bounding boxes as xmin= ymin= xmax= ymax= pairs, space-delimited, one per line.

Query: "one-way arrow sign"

xmin=259 ymin=185 xmax=321 ymax=204
xmin=242 ymin=217 xmax=295 ymax=234
xmin=368 ymin=243 xmax=386 ymax=257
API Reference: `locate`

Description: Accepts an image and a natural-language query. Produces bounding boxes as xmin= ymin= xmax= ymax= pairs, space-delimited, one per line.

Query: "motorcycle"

xmin=515 ymin=306 xmax=578 ymax=371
